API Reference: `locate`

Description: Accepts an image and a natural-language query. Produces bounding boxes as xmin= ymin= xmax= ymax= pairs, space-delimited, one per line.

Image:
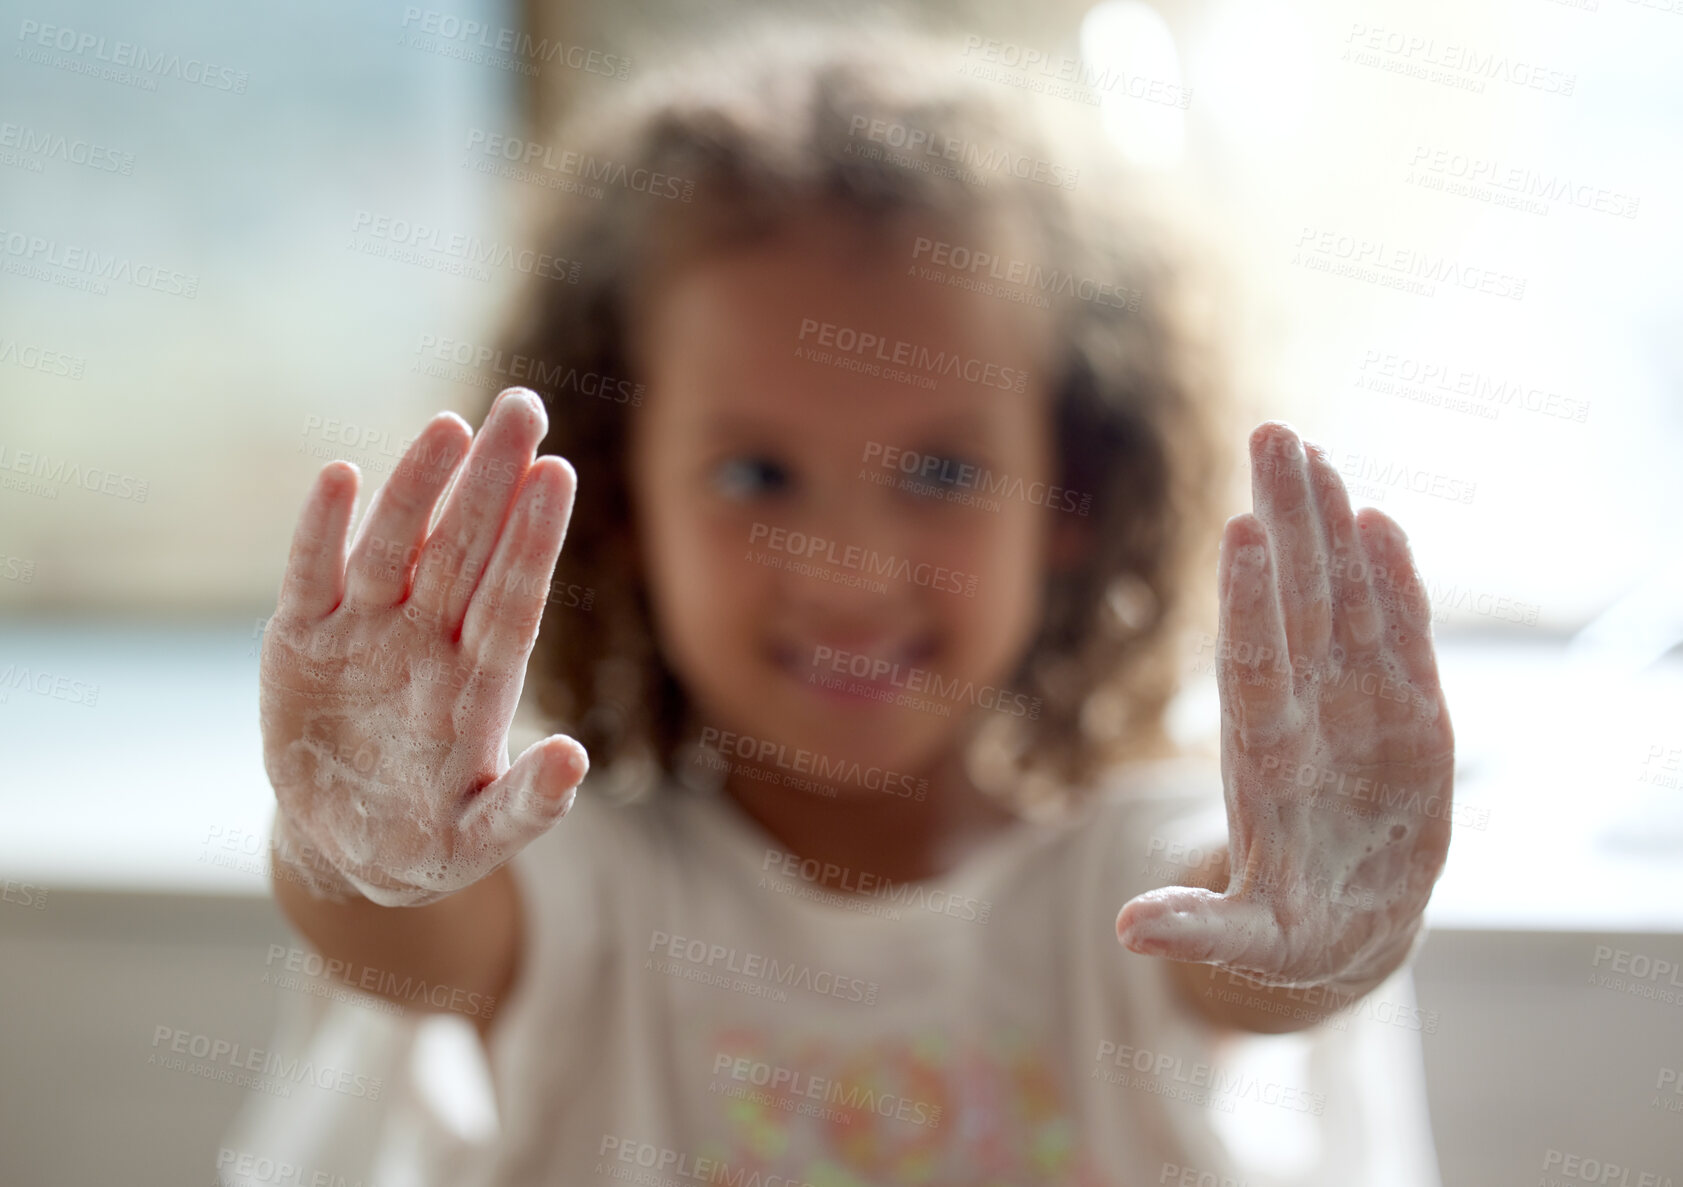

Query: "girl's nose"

xmin=773 ymin=477 xmax=915 ymax=608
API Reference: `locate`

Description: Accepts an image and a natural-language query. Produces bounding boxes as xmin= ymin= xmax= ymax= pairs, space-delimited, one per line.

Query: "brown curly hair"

xmin=485 ymin=19 xmax=1232 ymax=816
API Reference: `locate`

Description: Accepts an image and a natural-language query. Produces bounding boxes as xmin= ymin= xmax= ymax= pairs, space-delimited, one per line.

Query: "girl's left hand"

xmin=1116 ymin=422 xmax=1455 ymax=991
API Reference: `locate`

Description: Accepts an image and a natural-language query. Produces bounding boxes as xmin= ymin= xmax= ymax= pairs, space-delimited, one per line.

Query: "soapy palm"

xmin=1118 ymin=423 xmax=1454 ymax=990
xmin=260 ymin=390 xmax=588 ymax=907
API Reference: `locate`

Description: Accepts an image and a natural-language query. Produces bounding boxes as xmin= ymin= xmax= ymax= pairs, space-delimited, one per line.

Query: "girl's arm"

xmin=271 ymin=859 xmax=523 ymax=1037
xmin=259 ymin=388 xmax=589 ymax=1037
xmin=1117 ymin=423 xmax=1453 ymax=1033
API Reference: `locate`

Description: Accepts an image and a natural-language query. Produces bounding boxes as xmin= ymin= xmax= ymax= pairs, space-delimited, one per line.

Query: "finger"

xmin=1357 ymin=508 xmax=1441 ymax=692
xmin=1217 ymin=513 xmax=1293 ymax=735
xmin=455 ymin=734 xmax=590 ymax=857
xmin=1116 ymin=887 xmax=1284 ymax=969
xmin=410 ymin=388 xmax=549 ymax=633
xmin=1250 ymin=423 xmax=1331 ymax=668
xmin=461 ymin=456 xmax=577 ymax=673
xmin=343 ymin=413 xmax=472 ymax=608
xmin=277 ymin=462 xmax=359 ymax=621
xmin=1304 ymin=442 xmax=1381 ymax=666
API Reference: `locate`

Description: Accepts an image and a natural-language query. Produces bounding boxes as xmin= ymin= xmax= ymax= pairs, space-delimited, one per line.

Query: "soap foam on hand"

xmin=260 ymin=389 xmax=590 ymax=908
xmin=1117 ymin=423 xmax=1455 ymax=995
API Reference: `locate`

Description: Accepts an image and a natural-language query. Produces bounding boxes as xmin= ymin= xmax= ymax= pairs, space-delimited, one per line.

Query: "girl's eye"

xmin=711 ymin=456 xmax=791 ymax=500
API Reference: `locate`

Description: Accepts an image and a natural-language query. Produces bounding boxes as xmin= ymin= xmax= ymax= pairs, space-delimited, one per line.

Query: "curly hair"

xmin=484 ymin=19 xmax=1232 ymax=816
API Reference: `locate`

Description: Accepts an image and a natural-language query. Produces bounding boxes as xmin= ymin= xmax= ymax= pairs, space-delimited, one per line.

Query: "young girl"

xmin=250 ymin=22 xmax=1453 ymax=1187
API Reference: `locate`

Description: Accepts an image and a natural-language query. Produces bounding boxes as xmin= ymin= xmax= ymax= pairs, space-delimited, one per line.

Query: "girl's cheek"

xmin=933 ymin=503 xmax=1042 ymax=578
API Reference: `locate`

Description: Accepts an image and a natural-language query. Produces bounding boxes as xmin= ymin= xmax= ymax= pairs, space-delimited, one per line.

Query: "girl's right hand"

xmin=259 ymin=388 xmax=589 ymax=907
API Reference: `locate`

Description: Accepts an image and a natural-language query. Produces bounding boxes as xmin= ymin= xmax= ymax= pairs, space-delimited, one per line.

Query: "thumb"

xmin=1116 ymin=887 xmax=1282 ymax=969
xmin=457 ymin=735 xmax=590 ymax=852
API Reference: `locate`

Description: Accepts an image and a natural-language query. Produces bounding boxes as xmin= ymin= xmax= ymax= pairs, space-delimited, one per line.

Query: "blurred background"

xmin=2 ymin=0 xmax=1681 ymax=1183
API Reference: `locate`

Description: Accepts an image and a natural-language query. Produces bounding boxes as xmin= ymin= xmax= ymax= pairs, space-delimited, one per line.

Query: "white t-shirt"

xmin=222 ymin=760 xmax=1442 ymax=1187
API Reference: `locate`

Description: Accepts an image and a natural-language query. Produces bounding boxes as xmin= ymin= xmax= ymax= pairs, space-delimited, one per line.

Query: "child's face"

xmin=629 ymin=213 xmax=1068 ymax=786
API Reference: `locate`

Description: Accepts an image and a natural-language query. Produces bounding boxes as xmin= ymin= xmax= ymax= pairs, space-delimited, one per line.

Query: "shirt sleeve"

xmin=482 ymin=784 xmax=619 ymax=1136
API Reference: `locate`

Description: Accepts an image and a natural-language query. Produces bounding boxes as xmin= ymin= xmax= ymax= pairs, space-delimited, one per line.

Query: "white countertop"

xmin=2 ymin=622 xmax=1680 ymax=932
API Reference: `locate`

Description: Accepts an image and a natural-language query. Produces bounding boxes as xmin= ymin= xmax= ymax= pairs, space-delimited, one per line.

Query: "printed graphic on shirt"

xmin=603 ymin=1025 xmax=1121 ymax=1186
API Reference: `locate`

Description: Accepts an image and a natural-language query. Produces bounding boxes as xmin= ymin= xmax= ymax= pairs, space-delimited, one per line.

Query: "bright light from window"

xmin=1194 ymin=1 xmax=1315 ymax=144
xmin=1079 ymin=1 xmax=1185 ymax=170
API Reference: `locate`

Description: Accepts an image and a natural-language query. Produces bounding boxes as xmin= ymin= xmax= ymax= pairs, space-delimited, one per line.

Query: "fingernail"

xmin=561 ymin=738 xmax=590 ymax=781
